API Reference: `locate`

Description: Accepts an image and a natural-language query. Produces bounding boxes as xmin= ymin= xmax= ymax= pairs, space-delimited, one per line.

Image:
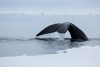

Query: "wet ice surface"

xmin=0 ymin=38 xmax=100 ymax=57
xmin=0 ymin=38 xmax=100 ymax=67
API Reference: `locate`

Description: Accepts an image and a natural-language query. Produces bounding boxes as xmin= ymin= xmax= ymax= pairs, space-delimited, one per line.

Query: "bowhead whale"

xmin=36 ymin=22 xmax=88 ymax=41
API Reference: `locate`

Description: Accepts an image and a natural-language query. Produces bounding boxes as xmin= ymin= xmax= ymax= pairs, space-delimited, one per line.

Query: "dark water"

xmin=0 ymin=38 xmax=100 ymax=57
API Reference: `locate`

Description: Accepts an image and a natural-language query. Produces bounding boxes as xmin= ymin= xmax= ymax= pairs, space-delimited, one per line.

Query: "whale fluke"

xmin=36 ymin=22 xmax=88 ymax=41
xmin=36 ymin=24 xmax=60 ymax=36
xmin=68 ymin=23 xmax=88 ymax=40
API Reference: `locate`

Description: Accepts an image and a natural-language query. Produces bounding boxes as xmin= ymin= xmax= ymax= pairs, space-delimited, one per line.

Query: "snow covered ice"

xmin=0 ymin=38 xmax=100 ymax=67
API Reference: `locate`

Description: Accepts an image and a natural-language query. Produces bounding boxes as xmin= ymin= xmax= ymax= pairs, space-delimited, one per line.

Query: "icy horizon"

xmin=0 ymin=0 xmax=100 ymax=14
xmin=0 ymin=11 xmax=100 ymax=15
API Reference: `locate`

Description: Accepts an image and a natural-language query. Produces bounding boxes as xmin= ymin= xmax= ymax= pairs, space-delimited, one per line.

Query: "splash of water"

xmin=58 ymin=33 xmax=65 ymax=40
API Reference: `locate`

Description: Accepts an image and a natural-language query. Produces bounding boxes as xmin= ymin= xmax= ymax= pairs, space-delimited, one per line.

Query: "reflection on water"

xmin=0 ymin=38 xmax=100 ymax=57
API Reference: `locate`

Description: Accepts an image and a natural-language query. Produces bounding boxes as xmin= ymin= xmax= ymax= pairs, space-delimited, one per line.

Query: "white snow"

xmin=0 ymin=46 xmax=100 ymax=67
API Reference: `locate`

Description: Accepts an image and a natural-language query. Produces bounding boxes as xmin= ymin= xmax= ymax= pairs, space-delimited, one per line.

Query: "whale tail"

xmin=36 ymin=22 xmax=88 ymax=41
xmin=36 ymin=24 xmax=60 ymax=36
xmin=68 ymin=23 xmax=88 ymax=41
